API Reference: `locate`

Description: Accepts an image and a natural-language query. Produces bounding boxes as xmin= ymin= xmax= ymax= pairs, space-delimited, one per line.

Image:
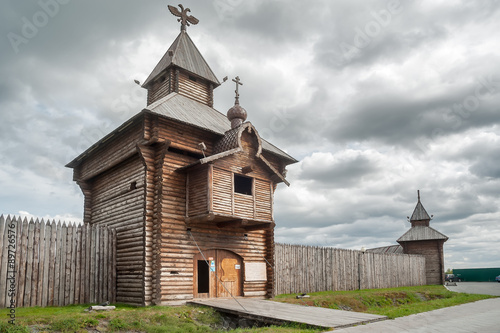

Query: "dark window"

xmin=188 ymin=75 xmax=197 ymax=82
xmin=130 ymin=181 xmax=137 ymax=191
xmin=197 ymin=260 xmax=209 ymax=293
xmin=234 ymin=174 xmax=253 ymax=195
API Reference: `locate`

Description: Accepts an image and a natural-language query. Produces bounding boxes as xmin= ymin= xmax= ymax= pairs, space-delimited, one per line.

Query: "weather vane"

xmin=168 ymin=4 xmax=199 ymax=31
xmin=232 ymin=76 xmax=243 ymax=103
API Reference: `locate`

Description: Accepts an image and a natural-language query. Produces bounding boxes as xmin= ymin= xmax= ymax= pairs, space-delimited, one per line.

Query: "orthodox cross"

xmin=168 ymin=4 xmax=199 ymax=31
xmin=232 ymin=76 xmax=243 ymax=103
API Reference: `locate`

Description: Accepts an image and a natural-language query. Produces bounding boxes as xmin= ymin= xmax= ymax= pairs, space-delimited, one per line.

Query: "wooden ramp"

xmin=189 ymin=298 xmax=387 ymax=329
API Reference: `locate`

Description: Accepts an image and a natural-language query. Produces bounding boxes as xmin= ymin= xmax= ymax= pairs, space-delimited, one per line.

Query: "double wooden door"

xmin=193 ymin=249 xmax=242 ymax=298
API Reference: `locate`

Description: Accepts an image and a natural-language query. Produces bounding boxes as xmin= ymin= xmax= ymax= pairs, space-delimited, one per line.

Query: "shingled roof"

xmin=142 ymin=31 xmax=220 ymax=88
xmin=397 ymin=226 xmax=448 ymax=242
xmin=366 ymin=245 xmax=403 ymax=254
xmin=410 ymin=200 xmax=431 ymax=221
xmin=147 ymin=93 xmax=297 ymax=163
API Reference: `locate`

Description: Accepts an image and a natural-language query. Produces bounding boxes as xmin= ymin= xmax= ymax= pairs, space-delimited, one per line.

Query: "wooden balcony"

xmin=184 ymin=164 xmax=274 ymax=230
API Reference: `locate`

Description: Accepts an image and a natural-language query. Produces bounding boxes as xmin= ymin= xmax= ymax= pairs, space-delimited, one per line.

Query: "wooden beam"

xmin=208 ymin=164 xmax=213 ymax=212
xmin=241 ymin=165 xmax=254 ymax=174
xmin=244 ymin=222 xmax=275 ymax=232
xmin=185 ymin=212 xmax=215 ymax=224
xmin=216 ymin=219 xmax=249 ymax=229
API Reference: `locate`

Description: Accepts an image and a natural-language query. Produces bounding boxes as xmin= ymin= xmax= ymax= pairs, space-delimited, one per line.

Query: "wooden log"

xmin=41 ymin=221 xmax=50 ymax=307
xmin=30 ymin=219 xmax=41 ymax=307
xmin=17 ymin=218 xmax=28 ymax=307
xmin=0 ymin=216 xmax=8 ymax=308
xmin=74 ymin=225 xmax=82 ymax=304
xmin=89 ymin=226 xmax=96 ymax=304
xmin=89 ymin=305 xmax=116 ymax=311
xmin=69 ymin=224 xmax=77 ymax=305
xmin=23 ymin=220 xmax=35 ymax=307
xmin=83 ymin=223 xmax=90 ymax=304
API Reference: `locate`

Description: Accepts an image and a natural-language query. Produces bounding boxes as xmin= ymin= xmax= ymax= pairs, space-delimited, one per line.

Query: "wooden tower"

xmin=397 ymin=191 xmax=448 ymax=285
xmin=66 ymin=5 xmax=296 ymax=306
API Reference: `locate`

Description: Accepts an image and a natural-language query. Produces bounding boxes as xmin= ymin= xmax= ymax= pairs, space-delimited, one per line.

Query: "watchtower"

xmin=397 ymin=191 xmax=448 ymax=284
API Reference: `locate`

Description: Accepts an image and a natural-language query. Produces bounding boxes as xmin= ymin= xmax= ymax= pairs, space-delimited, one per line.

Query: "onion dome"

xmin=227 ymin=100 xmax=247 ymax=129
xmin=227 ymin=76 xmax=247 ymax=129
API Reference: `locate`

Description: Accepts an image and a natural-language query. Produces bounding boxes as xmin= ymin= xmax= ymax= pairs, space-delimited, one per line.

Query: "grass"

xmin=0 ymin=303 xmax=321 ymax=333
xmin=275 ymin=285 xmax=497 ymax=319
xmin=0 ymin=286 xmax=495 ymax=332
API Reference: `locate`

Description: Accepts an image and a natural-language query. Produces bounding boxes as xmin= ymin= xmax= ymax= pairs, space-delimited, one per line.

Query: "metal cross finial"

xmin=232 ymin=76 xmax=243 ymax=103
xmin=168 ymin=4 xmax=199 ymax=31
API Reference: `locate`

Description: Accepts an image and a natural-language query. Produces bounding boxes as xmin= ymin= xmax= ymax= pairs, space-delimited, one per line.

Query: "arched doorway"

xmin=193 ymin=249 xmax=243 ymax=298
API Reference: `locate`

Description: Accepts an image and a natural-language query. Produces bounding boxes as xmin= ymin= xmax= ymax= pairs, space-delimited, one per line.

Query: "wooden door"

xmin=193 ymin=249 xmax=242 ymax=298
xmin=193 ymin=250 xmax=216 ymax=298
xmin=216 ymin=250 xmax=242 ymax=298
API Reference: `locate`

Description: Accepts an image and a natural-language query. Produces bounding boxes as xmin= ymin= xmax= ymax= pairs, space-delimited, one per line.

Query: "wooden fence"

xmin=275 ymin=243 xmax=426 ymax=295
xmin=0 ymin=215 xmax=116 ymax=308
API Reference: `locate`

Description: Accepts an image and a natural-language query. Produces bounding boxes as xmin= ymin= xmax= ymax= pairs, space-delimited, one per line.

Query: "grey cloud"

xmin=300 ymin=155 xmax=378 ymax=188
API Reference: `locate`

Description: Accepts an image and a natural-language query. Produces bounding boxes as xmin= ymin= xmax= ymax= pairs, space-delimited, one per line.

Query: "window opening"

xmin=188 ymin=75 xmax=197 ymax=82
xmin=197 ymin=260 xmax=209 ymax=293
xmin=234 ymin=174 xmax=253 ymax=195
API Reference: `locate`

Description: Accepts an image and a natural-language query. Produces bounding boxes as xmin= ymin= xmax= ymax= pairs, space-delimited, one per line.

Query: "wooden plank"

xmin=0 ymin=215 xmax=8 ymax=308
xmin=99 ymin=227 xmax=105 ymax=303
xmin=83 ymin=223 xmax=91 ymax=304
xmin=90 ymin=226 xmax=96 ymax=303
xmin=69 ymin=224 xmax=77 ymax=305
xmin=103 ymin=227 xmax=109 ymax=303
xmin=190 ymin=299 xmax=386 ymax=329
xmin=74 ymin=225 xmax=82 ymax=304
xmin=185 ymin=173 xmax=189 ymax=217
xmin=208 ymin=164 xmax=213 ymax=212
xmin=47 ymin=221 xmax=56 ymax=306
xmin=23 ymin=220 xmax=35 ymax=307
xmin=11 ymin=217 xmax=21 ymax=306
xmin=30 ymin=219 xmax=41 ymax=307
xmin=3 ymin=216 xmax=15 ymax=307
xmin=41 ymin=221 xmax=50 ymax=307
xmin=16 ymin=218 xmax=29 ymax=307
xmin=58 ymin=222 xmax=67 ymax=306
xmin=109 ymin=228 xmax=116 ymax=303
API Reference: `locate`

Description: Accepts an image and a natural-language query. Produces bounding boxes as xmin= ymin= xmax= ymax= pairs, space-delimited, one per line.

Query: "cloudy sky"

xmin=1 ymin=0 xmax=500 ymax=270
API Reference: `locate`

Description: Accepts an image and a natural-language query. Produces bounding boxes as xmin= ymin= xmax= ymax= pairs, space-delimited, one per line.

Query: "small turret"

xmin=409 ymin=190 xmax=431 ymax=227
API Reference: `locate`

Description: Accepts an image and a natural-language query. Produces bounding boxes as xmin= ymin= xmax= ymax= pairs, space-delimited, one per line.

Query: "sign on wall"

xmin=244 ymin=262 xmax=267 ymax=281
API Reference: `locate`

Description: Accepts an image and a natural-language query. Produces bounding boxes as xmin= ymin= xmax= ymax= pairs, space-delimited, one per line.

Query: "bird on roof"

xmin=168 ymin=4 xmax=199 ymax=28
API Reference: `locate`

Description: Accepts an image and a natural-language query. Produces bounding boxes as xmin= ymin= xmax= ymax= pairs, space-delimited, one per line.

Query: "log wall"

xmin=89 ymin=155 xmax=146 ymax=305
xmin=274 ymin=243 xmax=426 ymax=295
xmin=178 ymin=72 xmax=210 ymax=106
xmin=187 ymin=167 xmax=209 ymax=216
xmin=401 ymin=240 xmax=445 ymax=285
xmin=147 ymin=71 xmax=172 ymax=105
xmin=76 ymin=122 xmax=144 ymax=181
xmin=158 ymin=117 xmax=217 ymax=155
xmin=212 ymin=167 xmax=232 ymax=215
xmin=146 ymin=68 xmax=212 ymax=106
xmin=0 ymin=215 xmax=115 ymax=308
xmin=157 ymin=150 xmax=274 ymax=303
